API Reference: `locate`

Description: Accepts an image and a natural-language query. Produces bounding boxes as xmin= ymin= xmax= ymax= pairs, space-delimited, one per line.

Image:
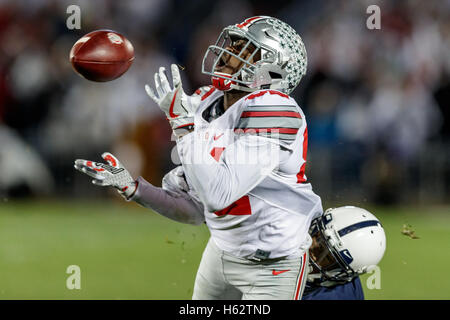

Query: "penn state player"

xmin=303 ymin=206 xmax=386 ymax=300
xmin=74 ymin=16 xmax=322 ymax=300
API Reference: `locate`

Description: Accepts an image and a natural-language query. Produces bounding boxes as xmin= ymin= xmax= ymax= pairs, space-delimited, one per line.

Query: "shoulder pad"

xmin=235 ymin=95 xmax=303 ymax=144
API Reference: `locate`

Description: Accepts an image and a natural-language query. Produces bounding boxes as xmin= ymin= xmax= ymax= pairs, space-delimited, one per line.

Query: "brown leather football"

xmin=70 ymin=30 xmax=134 ymax=82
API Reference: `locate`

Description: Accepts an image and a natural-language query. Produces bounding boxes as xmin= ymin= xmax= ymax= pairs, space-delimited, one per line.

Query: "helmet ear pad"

xmin=247 ymin=63 xmax=288 ymax=91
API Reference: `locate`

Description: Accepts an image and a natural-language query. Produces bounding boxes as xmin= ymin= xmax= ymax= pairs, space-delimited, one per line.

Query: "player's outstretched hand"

xmin=74 ymin=152 xmax=137 ymax=200
xmin=145 ymin=64 xmax=200 ymax=138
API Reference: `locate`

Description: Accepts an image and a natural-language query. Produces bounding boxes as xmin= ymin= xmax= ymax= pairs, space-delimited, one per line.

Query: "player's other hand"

xmin=162 ymin=166 xmax=190 ymax=196
xmin=74 ymin=152 xmax=137 ymax=200
xmin=162 ymin=166 xmax=201 ymax=204
xmin=145 ymin=64 xmax=200 ymax=138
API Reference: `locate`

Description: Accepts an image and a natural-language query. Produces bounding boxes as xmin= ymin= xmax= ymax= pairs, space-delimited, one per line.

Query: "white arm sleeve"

xmin=177 ymin=130 xmax=285 ymax=212
xmin=130 ymin=176 xmax=205 ymax=225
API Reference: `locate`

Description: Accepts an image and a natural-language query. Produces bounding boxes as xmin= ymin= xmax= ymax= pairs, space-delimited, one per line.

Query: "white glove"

xmin=74 ymin=152 xmax=137 ymax=200
xmin=145 ymin=64 xmax=201 ymax=138
xmin=162 ymin=166 xmax=201 ymax=203
xmin=162 ymin=166 xmax=190 ymax=197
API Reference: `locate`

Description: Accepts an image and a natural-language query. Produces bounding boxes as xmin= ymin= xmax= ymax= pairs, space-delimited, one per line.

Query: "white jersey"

xmin=177 ymin=87 xmax=323 ymax=259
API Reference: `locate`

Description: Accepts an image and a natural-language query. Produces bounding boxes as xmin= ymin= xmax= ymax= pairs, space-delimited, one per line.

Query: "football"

xmin=69 ymin=30 xmax=134 ymax=82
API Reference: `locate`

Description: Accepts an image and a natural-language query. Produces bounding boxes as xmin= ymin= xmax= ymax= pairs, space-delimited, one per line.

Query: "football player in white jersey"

xmin=74 ymin=16 xmax=323 ymax=300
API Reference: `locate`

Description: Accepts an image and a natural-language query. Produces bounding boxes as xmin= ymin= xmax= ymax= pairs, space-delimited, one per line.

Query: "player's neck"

xmin=223 ymin=91 xmax=248 ymax=111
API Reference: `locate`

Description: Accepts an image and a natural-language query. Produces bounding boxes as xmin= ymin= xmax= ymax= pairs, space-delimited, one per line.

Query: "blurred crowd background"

xmin=0 ymin=0 xmax=448 ymax=206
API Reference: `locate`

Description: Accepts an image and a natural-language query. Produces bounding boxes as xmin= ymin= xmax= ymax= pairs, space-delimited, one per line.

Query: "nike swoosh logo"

xmin=272 ymin=269 xmax=290 ymax=276
xmin=213 ymin=133 xmax=224 ymax=140
xmin=169 ymin=89 xmax=179 ymax=118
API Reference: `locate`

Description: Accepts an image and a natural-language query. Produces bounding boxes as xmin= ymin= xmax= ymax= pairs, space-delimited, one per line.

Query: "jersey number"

xmin=296 ymin=127 xmax=308 ymax=183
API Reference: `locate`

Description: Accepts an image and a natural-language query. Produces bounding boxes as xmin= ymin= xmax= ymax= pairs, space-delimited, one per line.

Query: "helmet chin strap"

xmin=211 ymin=72 xmax=257 ymax=92
xmin=211 ymin=73 xmax=233 ymax=91
xmin=230 ymin=83 xmax=257 ymax=92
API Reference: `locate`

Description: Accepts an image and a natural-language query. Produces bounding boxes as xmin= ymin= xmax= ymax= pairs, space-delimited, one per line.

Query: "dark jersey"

xmin=302 ymin=277 xmax=364 ymax=300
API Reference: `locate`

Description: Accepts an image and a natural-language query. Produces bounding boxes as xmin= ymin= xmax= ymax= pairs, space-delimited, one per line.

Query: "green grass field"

xmin=0 ymin=199 xmax=449 ymax=299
